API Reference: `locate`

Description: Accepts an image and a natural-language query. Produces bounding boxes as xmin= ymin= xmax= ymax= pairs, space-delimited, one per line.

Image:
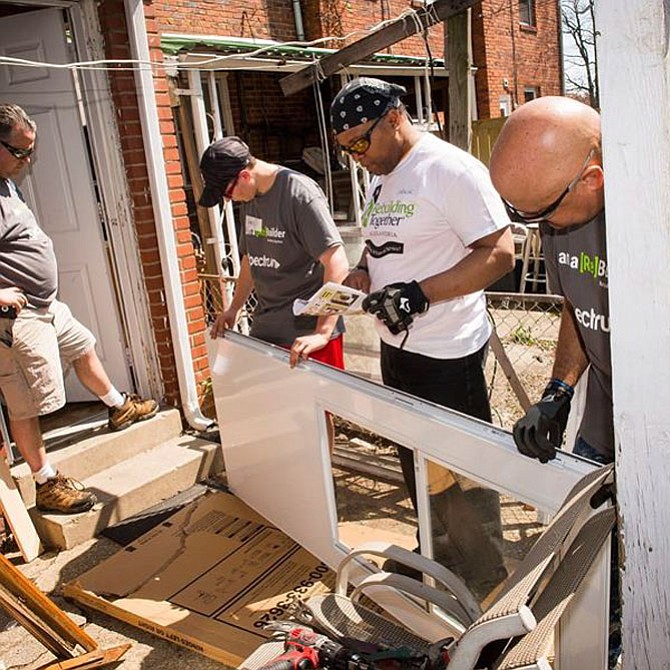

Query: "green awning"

xmin=161 ymin=33 xmax=445 ymax=69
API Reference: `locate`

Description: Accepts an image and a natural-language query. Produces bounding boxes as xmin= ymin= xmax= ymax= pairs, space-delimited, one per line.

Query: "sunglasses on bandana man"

xmin=337 ymin=110 xmax=391 ymax=157
xmin=503 ymin=148 xmax=596 ymax=223
xmin=0 ymin=138 xmax=34 ymax=160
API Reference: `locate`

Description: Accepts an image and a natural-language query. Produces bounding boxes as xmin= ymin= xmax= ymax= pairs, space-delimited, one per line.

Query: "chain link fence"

xmin=485 ymin=292 xmax=562 ymax=430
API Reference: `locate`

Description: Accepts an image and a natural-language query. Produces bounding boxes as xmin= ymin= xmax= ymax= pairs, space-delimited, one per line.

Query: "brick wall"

xmin=152 ymin=0 xmax=445 ymax=61
xmin=97 ymin=0 xmax=209 ymax=410
xmin=473 ymin=0 xmax=562 ymax=118
xmin=226 ymin=71 xmax=320 ymax=162
xmin=154 ymin=0 xmax=297 ymax=42
xmin=304 ymin=0 xmax=445 ymax=57
xmin=151 ymin=0 xmax=560 ymax=121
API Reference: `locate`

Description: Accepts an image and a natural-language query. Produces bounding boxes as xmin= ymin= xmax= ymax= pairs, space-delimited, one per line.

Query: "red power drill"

xmin=257 ymin=639 xmax=319 ymax=670
xmin=259 ymin=623 xmax=451 ymax=670
xmin=259 ymin=625 xmax=374 ymax=670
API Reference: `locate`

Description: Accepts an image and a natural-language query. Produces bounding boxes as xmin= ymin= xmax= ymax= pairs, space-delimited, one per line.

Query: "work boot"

xmin=108 ymin=394 xmax=158 ymax=431
xmin=35 ymin=474 xmax=97 ymax=514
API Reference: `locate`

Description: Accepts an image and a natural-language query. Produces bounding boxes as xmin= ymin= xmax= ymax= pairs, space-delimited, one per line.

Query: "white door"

xmin=0 ymin=8 xmax=132 ymax=400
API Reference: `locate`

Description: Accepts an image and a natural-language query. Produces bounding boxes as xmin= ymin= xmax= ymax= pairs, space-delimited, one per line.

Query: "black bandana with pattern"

xmin=331 ymin=77 xmax=407 ymax=134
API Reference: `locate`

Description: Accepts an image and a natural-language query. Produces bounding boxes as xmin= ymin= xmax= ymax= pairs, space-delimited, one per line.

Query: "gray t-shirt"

xmin=0 ymin=178 xmax=58 ymax=307
xmin=239 ymin=169 xmax=343 ymax=345
xmin=541 ymin=211 xmax=613 ymax=458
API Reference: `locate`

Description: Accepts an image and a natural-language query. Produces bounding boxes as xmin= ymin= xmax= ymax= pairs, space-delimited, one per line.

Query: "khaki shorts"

xmin=0 ymin=300 xmax=96 ymax=420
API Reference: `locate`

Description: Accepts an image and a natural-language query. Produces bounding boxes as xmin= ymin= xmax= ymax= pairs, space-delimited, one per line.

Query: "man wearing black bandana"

xmin=332 ymin=77 xmax=514 ymax=600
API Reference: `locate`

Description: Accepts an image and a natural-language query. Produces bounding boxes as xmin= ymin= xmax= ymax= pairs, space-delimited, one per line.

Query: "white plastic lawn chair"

xmin=241 ymin=464 xmax=615 ymax=670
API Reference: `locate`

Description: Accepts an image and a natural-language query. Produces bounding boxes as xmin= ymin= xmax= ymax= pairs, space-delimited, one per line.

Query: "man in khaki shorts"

xmin=0 ymin=103 xmax=158 ymax=514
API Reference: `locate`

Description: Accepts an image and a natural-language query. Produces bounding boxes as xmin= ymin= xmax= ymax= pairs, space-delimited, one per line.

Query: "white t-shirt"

xmin=363 ymin=133 xmax=510 ymax=358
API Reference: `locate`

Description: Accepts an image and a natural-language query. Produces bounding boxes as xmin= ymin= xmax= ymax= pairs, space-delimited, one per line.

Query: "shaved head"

xmin=490 ymin=97 xmax=603 ymax=226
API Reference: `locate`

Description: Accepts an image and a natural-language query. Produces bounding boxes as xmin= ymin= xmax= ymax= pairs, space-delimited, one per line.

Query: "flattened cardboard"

xmin=64 ymin=491 xmax=334 ymax=666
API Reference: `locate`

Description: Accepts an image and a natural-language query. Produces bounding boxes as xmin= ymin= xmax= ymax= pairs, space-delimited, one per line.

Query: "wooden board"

xmin=0 ymin=453 xmax=42 ymax=562
xmin=0 ymin=553 xmax=98 ymax=653
xmin=279 ymin=0 xmax=479 ymax=95
xmin=0 ymin=554 xmax=129 ymax=668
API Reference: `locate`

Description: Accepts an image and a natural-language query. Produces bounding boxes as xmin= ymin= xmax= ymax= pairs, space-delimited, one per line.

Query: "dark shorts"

xmin=380 ymin=340 xmax=491 ymax=420
xmin=574 ymin=436 xmax=614 ymax=465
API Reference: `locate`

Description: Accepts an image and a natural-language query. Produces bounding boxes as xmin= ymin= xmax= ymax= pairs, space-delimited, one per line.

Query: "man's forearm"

xmin=551 ymin=301 xmax=589 ymax=387
xmin=315 ymin=244 xmax=349 ymax=337
xmin=315 ymin=313 xmax=340 ymax=337
xmin=228 ymin=256 xmax=254 ymax=311
xmin=419 ymin=235 xmax=514 ymax=304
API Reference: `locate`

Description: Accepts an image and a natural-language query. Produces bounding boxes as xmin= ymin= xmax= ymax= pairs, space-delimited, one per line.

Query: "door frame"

xmin=4 ymin=0 xmax=164 ymax=399
xmin=70 ymin=0 xmax=162 ymax=398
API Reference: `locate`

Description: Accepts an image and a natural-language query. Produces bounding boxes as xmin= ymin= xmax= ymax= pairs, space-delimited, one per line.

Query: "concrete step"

xmin=12 ymin=408 xmax=183 ymax=508
xmin=29 ymin=434 xmax=223 ymax=550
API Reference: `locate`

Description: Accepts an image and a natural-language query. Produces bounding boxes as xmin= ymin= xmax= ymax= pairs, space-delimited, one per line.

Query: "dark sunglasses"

xmin=0 ymin=138 xmax=34 ymax=160
xmin=503 ymin=148 xmax=596 ymax=223
xmin=338 ymin=112 xmax=388 ymax=157
xmin=223 ymin=171 xmax=241 ymax=200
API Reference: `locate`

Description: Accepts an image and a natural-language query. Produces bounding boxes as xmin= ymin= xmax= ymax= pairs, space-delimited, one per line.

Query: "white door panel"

xmin=0 ymin=8 xmax=131 ymax=399
xmin=212 ymin=332 xmax=609 ymax=670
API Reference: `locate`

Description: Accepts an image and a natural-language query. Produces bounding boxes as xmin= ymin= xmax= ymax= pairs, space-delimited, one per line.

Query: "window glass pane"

xmin=524 ymin=86 xmax=540 ymax=103
xmin=331 ymin=415 xmax=417 ymax=552
xmin=519 ymin=0 xmax=535 ymax=26
xmin=425 ymin=458 xmax=547 ymax=607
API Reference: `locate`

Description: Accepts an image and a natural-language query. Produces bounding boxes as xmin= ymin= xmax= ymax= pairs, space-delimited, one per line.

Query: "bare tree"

xmin=562 ymin=0 xmax=599 ymax=109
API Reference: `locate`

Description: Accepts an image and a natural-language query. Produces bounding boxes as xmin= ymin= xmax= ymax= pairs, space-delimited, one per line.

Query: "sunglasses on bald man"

xmin=503 ymin=148 xmax=596 ymax=223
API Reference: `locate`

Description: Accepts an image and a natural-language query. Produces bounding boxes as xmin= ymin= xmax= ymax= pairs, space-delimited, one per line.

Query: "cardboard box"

xmin=64 ymin=491 xmax=334 ymax=666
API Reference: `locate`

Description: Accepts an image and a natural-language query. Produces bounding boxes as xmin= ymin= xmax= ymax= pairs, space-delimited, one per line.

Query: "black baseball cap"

xmin=331 ymin=77 xmax=407 ymax=134
xmin=199 ymin=137 xmax=251 ymax=207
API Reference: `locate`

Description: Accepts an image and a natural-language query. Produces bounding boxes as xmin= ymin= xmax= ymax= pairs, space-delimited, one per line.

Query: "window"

xmin=524 ymin=86 xmax=540 ymax=103
xmin=519 ymin=0 xmax=536 ymax=26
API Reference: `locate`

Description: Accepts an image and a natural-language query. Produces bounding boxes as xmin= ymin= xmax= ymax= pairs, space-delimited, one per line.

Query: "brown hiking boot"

xmin=35 ymin=474 xmax=97 ymax=514
xmin=108 ymin=394 xmax=158 ymax=431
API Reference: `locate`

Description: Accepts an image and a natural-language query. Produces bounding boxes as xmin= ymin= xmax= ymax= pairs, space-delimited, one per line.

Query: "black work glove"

xmin=513 ymin=380 xmax=573 ymax=463
xmin=362 ymin=281 xmax=429 ymax=335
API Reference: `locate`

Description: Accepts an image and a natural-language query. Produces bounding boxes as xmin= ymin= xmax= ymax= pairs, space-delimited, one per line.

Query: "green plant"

xmin=510 ymin=325 xmax=537 ymax=346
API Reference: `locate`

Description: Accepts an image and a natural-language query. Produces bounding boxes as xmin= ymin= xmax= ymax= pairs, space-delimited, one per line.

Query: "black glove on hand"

xmin=513 ymin=380 xmax=573 ymax=463
xmin=362 ymin=281 xmax=429 ymax=335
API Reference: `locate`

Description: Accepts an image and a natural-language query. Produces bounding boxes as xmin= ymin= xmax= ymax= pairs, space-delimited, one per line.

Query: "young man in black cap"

xmin=199 ymin=137 xmax=349 ymax=369
xmin=332 ymin=77 xmax=515 ymax=599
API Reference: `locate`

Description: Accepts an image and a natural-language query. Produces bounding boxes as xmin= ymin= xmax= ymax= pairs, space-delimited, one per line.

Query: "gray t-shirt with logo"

xmin=541 ymin=211 xmax=613 ymax=458
xmin=239 ymin=169 xmax=343 ymax=345
xmin=0 ymin=178 xmax=58 ymax=308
